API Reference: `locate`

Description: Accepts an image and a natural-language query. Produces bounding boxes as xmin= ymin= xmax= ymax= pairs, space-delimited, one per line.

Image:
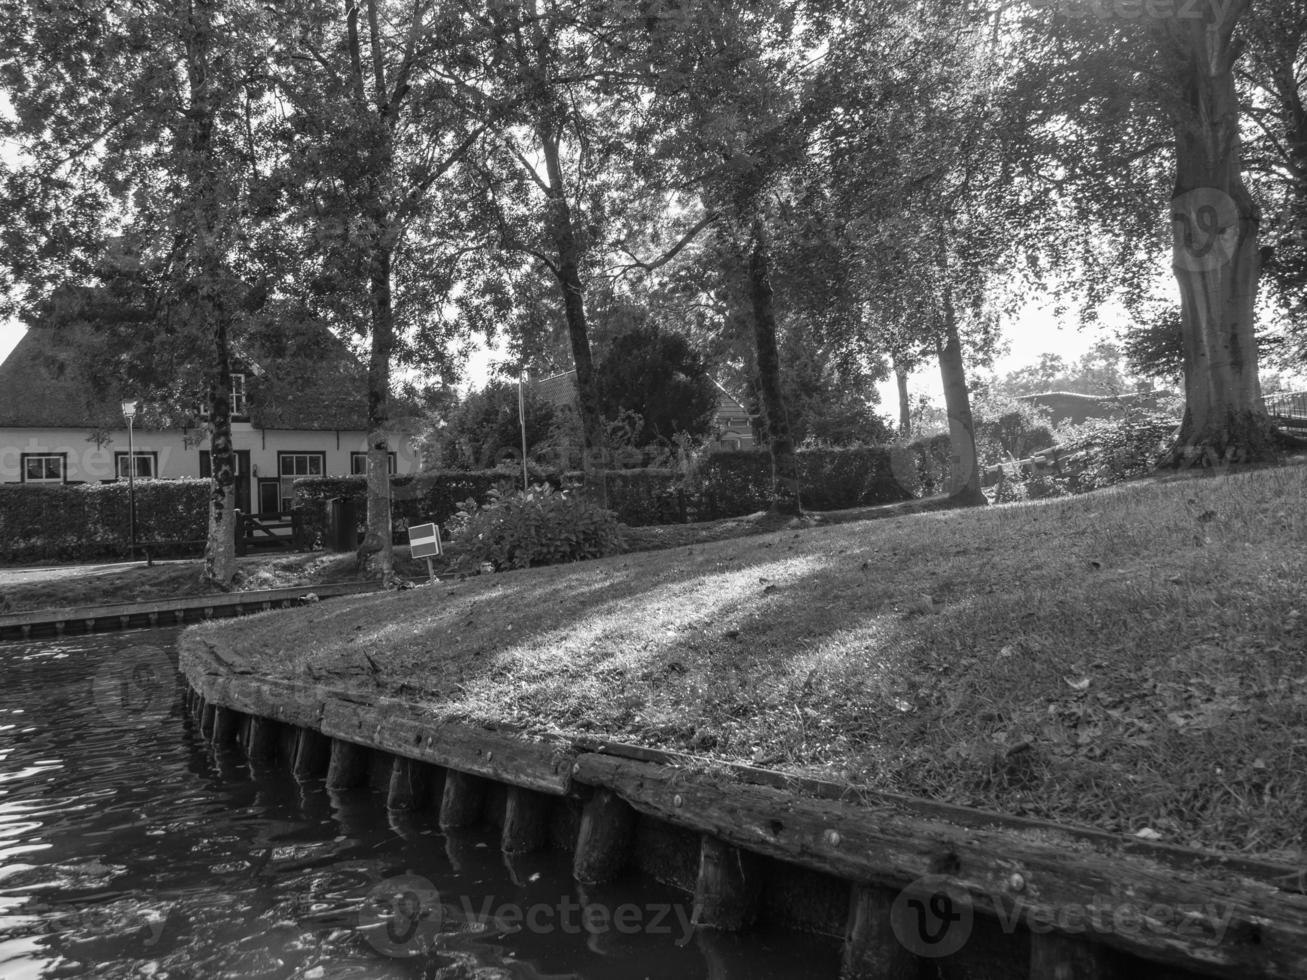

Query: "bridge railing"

xmin=1263 ymin=390 xmax=1307 ymax=424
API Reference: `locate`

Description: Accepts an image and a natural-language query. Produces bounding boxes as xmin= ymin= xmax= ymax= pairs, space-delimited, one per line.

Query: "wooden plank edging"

xmin=181 ymin=635 xmax=573 ymax=795
xmin=0 ymin=581 xmax=380 ymax=639
xmin=570 ymin=753 xmax=1307 ymax=980
xmin=179 ymin=632 xmax=1307 ymax=979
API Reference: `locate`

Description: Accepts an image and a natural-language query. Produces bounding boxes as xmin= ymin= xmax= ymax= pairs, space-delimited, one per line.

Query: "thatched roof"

xmin=0 ymin=296 xmax=372 ymax=431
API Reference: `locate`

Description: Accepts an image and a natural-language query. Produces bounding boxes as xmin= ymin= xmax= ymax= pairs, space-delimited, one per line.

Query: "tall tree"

xmin=816 ymin=3 xmax=1023 ymax=504
xmin=1008 ymin=0 xmax=1277 ymax=463
xmin=0 ymin=0 xmax=272 ymax=587
xmin=629 ymin=2 xmax=821 ymax=514
xmin=445 ymin=0 xmax=649 ymax=500
xmin=269 ymin=0 xmax=480 ymax=582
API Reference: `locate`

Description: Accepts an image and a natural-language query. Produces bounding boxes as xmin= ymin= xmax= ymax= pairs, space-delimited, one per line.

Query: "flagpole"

xmin=518 ymin=372 xmax=529 ymax=491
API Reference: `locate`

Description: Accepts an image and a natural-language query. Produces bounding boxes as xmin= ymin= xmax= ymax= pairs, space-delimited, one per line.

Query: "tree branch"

xmin=614 ymin=211 xmax=718 ymax=275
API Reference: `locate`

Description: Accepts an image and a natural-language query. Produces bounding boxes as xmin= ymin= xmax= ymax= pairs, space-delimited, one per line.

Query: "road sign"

xmin=409 ymin=523 xmax=442 ymax=559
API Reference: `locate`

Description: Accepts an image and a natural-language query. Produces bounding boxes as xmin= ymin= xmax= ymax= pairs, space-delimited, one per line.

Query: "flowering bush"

xmin=449 ymin=483 xmax=624 ymax=571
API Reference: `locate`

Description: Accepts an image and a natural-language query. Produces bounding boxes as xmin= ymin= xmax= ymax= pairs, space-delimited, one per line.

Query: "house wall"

xmin=1 ymin=423 xmax=420 ymax=511
xmin=709 ymin=401 xmax=755 ymax=451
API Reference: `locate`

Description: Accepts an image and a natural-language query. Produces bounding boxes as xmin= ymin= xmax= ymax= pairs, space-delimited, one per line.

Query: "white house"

xmin=0 ymin=317 xmax=420 ymax=516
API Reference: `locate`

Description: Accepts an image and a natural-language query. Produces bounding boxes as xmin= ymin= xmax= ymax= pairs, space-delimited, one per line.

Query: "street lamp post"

xmin=121 ymin=398 xmax=138 ymax=563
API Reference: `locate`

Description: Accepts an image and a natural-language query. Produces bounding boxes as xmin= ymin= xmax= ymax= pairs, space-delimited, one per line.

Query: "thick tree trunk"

xmin=365 ymin=244 xmax=396 ymax=585
xmin=1164 ymin=9 xmax=1272 ymax=465
xmin=894 ymin=361 xmax=911 ymax=439
xmin=937 ymin=283 xmax=986 ymax=506
xmin=747 ymin=217 xmax=801 ymax=516
xmin=539 ymin=128 xmax=607 ymax=502
xmin=187 ymin=0 xmax=237 ymax=589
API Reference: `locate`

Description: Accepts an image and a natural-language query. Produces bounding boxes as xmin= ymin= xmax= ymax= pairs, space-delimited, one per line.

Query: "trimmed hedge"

xmin=293 ymin=439 xmax=957 ymax=540
xmin=293 ymin=467 xmax=567 ymax=544
xmin=0 ymin=479 xmax=211 ymax=563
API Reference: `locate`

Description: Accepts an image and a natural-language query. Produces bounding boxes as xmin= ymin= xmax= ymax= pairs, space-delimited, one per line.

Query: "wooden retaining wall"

xmin=0 ymin=582 xmax=379 ymax=641
xmin=180 ymin=636 xmax=1307 ymax=980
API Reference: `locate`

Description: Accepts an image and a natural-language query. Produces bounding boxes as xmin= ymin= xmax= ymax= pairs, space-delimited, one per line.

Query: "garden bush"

xmin=449 ymin=483 xmax=624 ymax=570
xmin=982 ymin=409 xmax=1179 ymax=502
xmin=0 ymin=479 xmax=210 ymax=563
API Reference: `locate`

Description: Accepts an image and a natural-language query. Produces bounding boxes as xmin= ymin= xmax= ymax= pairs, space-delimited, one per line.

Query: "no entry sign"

xmin=409 ymin=522 xmax=442 ymax=559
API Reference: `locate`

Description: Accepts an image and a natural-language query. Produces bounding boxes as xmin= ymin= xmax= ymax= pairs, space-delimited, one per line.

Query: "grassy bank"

xmin=192 ymin=464 xmax=1306 ymax=859
xmin=0 ymin=495 xmax=941 ymax=616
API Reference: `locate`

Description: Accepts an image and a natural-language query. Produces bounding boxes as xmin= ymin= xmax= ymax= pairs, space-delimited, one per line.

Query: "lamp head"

xmin=121 ymin=398 xmax=138 ymax=421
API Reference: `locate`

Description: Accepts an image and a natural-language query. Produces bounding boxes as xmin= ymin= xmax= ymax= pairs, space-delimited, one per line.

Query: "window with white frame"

xmin=22 ymin=453 xmax=66 ymax=484
xmin=230 ymin=373 xmax=248 ymax=417
xmin=349 ymin=451 xmax=396 ymax=475
xmin=278 ymin=452 xmax=324 ymax=510
xmin=114 ymin=452 xmax=157 ymax=479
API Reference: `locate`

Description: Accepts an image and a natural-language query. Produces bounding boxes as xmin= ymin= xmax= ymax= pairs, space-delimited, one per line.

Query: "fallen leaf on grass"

xmin=1064 ymin=676 xmax=1092 ymax=692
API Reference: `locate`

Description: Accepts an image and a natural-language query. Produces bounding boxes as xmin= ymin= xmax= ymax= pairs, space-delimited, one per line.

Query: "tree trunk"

xmin=539 ymin=126 xmax=607 ymax=503
xmin=894 ymin=360 xmax=911 ymax=439
xmin=365 ymin=243 xmax=396 ymax=585
xmin=187 ymin=0 xmax=237 ymax=589
xmin=747 ymin=217 xmax=801 ymax=516
xmin=203 ymin=317 xmax=238 ymax=587
xmin=1164 ymin=9 xmax=1272 ymax=466
xmin=937 ymin=282 xmax=986 ymax=506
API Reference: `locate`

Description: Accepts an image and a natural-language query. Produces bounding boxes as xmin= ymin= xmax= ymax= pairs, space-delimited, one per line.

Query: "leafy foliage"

xmin=0 ymin=479 xmax=210 ymax=562
xmin=594 ymin=325 xmax=718 ymax=447
xmin=971 ymin=394 xmax=1057 ymax=465
xmin=437 ymin=381 xmax=557 ymax=471
xmin=1058 ymin=409 xmax=1181 ymax=492
xmin=985 ymin=408 xmax=1180 ymax=502
xmin=450 ymin=484 xmax=624 ymax=571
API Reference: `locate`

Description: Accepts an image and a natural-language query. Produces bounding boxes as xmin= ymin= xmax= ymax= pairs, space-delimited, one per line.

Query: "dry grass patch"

xmin=189 ymin=464 xmax=1307 ymax=859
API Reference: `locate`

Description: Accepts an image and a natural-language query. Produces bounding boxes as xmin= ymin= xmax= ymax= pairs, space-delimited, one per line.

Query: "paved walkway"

xmin=0 ymin=559 xmax=190 ymax=588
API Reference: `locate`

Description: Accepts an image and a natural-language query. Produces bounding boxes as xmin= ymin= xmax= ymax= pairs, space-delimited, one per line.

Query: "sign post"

xmin=408 ymin=523 xmax=442 ymax=584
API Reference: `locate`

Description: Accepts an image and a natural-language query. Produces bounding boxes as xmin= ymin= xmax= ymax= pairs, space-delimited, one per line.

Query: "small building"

xmin=1016 ymin=390 xmax=1170 ymax=428
xmin=0 ymin=318 xmax=419 ymax=516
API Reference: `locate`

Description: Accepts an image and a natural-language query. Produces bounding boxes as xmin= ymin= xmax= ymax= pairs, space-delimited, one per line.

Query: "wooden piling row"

xmin=177 ymin=671 xmax=1303 ymax=980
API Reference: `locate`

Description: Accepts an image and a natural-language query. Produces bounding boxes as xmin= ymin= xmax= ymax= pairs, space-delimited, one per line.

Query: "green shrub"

xmin=0 ymin=479 xmax=210 ymax=562
xmin=1061 ymin=409 xmax=1178 ymax=491
xmin=450 ymin=483 xmax=624 ymax=570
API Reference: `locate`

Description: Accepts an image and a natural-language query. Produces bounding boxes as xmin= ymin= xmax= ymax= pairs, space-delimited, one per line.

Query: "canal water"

xmin=0 ymin=627 xmax=839 ymax=979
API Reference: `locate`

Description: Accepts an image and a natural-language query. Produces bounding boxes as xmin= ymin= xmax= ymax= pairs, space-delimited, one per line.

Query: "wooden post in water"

xmin=292 ymin=728 xmax=331 ymax=779
xmin=199 ymin=701 xmax=216 ymax=739
xmin=1030 ymin=933 xmax=1119 ymax=979
xmin=245 ymin=716 xmax=279 ymax=764
xmin=502 ymin=787 xmax=551 ymax=854
xmin=439 ymin=770 xmax=486 ymax=829
xmin=842 ymin=884 xmax=918 ymax=979
xmin=693 ymin=835 xmax=762 ymax=931
xmin=326 ymin=738 xmax=370 ymax=790
xmin=210 ymin=706 xmax=241 ymax=745
xmin=277 ymin=723 xmax=298 ymax=762
xmin=573 ymin=788 xmax=636 ymax=884
xmin=387 ymin=757 xmax=433 ymax=811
